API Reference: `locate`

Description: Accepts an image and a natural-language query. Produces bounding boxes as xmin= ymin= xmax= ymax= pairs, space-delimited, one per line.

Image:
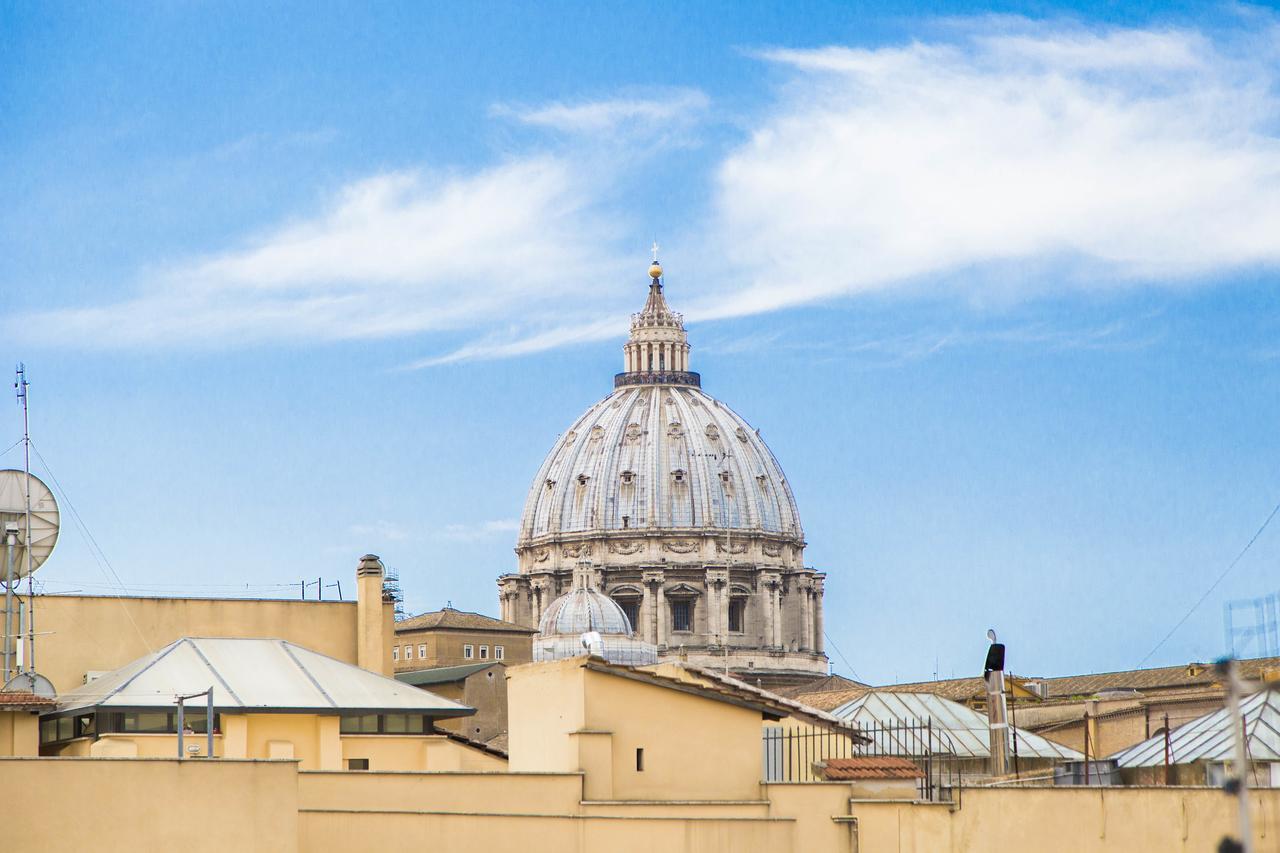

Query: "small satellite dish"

xmin=580 ymin=631 xmax=602 ymax=651
xmin=986 ymin=628 xmax=997 ymax=643
xmin=4 ymin=671 xmax=56 ymax=699
xmin=0 ymin=470 xmax=59 ymax=578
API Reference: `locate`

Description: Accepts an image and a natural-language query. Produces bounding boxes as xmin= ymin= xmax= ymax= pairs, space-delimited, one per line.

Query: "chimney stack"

xmin=356 ymin=554 xmax=389 ymax=674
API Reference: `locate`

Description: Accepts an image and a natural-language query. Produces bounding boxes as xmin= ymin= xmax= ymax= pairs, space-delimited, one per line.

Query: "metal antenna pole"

xmin=17 ymin=365 xmax=34 ymax=673
xmin=2 ymin=525 xmax=14 ymax=683
xmin=1220 ymin=658 xmax=1253 ymax=853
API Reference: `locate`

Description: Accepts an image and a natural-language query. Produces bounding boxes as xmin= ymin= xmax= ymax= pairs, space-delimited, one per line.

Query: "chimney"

xmin=356 ymin=554 xmax=388 ymax=674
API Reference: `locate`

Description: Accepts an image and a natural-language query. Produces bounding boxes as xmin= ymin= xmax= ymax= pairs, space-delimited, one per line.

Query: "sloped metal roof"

xmin=52 ymin=637 xmax=474 ymax=718
xmin=1113 ymin=690 xmax=1280 ymax=766
xmin=396 ymin=662 xmax=500 ymax=686
xmin=831 ymin=691 xmax=1083 ymax=760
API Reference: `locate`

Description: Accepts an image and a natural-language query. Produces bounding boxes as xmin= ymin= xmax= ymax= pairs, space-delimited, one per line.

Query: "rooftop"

xmin=396 ymin=662 xmax=502 ymax=686
xmin=396 ymin=608 xmax=535 ymax=635
xmin=791 ymin=656 xmax=1280 ymax=712
xmin=822 ymin=756 xmax=924 ymax=781
xmin=52 ymin=637 xmax=475 ymax=718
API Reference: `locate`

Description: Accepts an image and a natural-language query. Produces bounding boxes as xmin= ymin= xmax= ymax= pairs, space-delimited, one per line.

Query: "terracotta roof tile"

xmin=396 ymin=609 xmax=535 ymax=634
xmin=790 ymin=656 xmax=1280 ymax=712
xmin=822 ymin=756 xmax=923 ymax=780
xmin=0 ymin=690 xmax=55 ymax=708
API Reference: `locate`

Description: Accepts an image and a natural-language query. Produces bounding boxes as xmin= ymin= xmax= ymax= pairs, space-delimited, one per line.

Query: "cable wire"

xmin=823 ymin=630 xmax=861 ymax=682
xmin=28 ymin=440 xmax=154 ymax=653
xmin=1137 ymin=497 xmax=1280 ymax=668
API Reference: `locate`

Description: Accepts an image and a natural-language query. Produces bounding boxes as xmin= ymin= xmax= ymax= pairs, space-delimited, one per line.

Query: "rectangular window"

xmin=671 ymin=600 xmax=692 ymax=632
xmin=495 ymin=646 xmax=504 ymax=660
xmin=728 ymin=599 xmax=745 ymax=633
xmin=636 ymin=748 xmax=645 ymax=772
xmin=340 ymin=714 xmax=379 ymax=734
xmin=418 ymin=644 xmax=427 ymax=659
xmin=619 ymin=600 xmax=640 ymax=631
xmin=347 ymin=758 xmax=370 ymax=771
xmin=404 ymin=645 xmax=413 ymax=660
xmin=339 ymin=714 xmax=427 ymax=734
xmin=464 ymin=644 xmax=474 ymax=659
xmin=392 ymin=646 xmax=398 ymax=661
xmin=479 ymin=645 xmax=489 ymax=659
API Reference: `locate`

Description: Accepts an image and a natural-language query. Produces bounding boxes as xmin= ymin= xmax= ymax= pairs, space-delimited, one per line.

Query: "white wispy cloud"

xmin=492 ymin=88 xmax=709 ymax=136
xmin=13 ymin=18 xmax=1280 ymax=364
xmin=437 ymin=519 xmax=520 ymax=542
xmin=348 ymin=520 xmax=413 ymax=542
xmin=15 ymin=157 xmax=627 ymax=347
xmin=697 ymin=18 xmax=1280 ymax=319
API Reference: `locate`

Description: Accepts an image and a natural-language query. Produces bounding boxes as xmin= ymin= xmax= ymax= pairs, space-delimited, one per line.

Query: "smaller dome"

xmin=538 ymin=587 xmax=633 ymax=636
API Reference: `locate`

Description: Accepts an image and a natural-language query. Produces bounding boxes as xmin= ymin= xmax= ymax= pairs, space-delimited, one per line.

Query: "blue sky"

xmin=4 ymin=1 xmax=1280 ymax=684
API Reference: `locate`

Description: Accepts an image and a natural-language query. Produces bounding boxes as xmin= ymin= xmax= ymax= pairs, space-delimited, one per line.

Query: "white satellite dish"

xmin=3 ymin=671 xmax=55 ymax=699
xmin=0 ymin=469 xmax=60 ymax=579
xmin=580 ymin=631 xmax=602 ymax=651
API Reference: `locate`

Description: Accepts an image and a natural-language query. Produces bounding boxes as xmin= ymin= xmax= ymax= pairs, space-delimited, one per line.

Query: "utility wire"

xmin=823 ymin=630 xmax=861 ymax=682
xmin=1137 ymin=497 xmax=1280 ymax=668
xmin=28 ymin=441 xmax=154 ymax=653
xmin=0 ymin=437 xmax=23 ymax=458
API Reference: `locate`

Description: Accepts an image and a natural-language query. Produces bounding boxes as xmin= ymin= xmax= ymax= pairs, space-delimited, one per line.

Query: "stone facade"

xmin=498 ymin=259 xmax=827 ymax=680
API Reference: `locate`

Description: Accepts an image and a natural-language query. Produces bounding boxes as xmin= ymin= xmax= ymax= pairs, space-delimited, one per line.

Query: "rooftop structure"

xmin=832 ymin=691 xmax=1083 ymax=761
xmin=1114 ymin=689 xmax=1280 ymax=767
xmin=52 ymin=636 xmax=472 ymax=718
xmin=534 ymin=563 xmax=658 ymax=666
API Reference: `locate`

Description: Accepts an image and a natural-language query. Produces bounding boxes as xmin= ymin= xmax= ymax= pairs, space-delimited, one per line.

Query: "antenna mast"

xmin=15 ymin=364 xmax=35 ymax=673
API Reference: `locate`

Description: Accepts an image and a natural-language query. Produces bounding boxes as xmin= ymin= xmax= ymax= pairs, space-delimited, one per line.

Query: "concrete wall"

xmin=0 ymin=757 xmax=298 ymax=853
xmin=0 ymin=710 xmax=38 ymax=755
xmin=508 ymin=658 xmax=764 ymax=801
xmin=34 ymin=594 xmax=395 ymax=692
xmin=393 ymin=628 xmax=532 ymax=670
xmin=430 ymin=665 xmax=509 ymax=742
xmin=848 ymin=786 xmax=1280 ymax=853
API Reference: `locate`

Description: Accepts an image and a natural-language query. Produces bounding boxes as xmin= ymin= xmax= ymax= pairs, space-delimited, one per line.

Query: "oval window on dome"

xmin=577 ymin=474 xmax=590 ymax=486
xmin=620 ymin=470 xmax=635 ymax=485
xmin=672 ymin=469 xmax=687 ymax=484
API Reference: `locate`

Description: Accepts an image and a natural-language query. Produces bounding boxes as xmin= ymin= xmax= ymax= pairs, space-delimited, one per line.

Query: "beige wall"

xmin=507 ymin=658 xmax=764 ymax=801
xmin=34 ymin=594 xmax=395 ymax=692
xmin=0 ymin=711 xmax=38 ymax=756
xmin=849 ymin=787 xmax=1280 ymax=853
xmin=393 ymin=628 xmax=532 ymax=670
xmin=0 ymin=757 xmax=299 ymax=853
xmin=48 ymin=712 xmax=500 ymax=772
xmin=9 ymin=750 xmax=1280 ymax=852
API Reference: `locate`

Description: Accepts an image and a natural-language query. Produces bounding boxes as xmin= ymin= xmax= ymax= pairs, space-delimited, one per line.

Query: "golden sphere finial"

xmin=649 ymin=261 xmax=662 ymax=280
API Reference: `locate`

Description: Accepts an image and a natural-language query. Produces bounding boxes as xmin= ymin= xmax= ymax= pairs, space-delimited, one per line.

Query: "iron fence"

xmin=763 ymin=717 xmax=962 ymax=803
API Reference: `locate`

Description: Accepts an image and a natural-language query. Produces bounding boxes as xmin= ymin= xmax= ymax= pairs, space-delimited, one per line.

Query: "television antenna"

xmin=2 ymin=365 xmax=60 ymax=685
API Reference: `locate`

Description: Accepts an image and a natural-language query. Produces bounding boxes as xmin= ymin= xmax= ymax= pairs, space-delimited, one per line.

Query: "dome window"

xmin=672 ymin=469 xmax=687 ymax=484
xmin=620 ymin=470 xmax=635 ymax=485
xmin=719 ymin=471 xmax=732 ymax=485
xmin=576 ymin=474 xmax=590 ymax=486
xmin=545 ymin=479 xmax=556 ymax=490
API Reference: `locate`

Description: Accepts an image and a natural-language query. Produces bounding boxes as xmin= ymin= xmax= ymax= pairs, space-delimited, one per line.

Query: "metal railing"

xmin=763 ymin=718 xmax=962 ymax=803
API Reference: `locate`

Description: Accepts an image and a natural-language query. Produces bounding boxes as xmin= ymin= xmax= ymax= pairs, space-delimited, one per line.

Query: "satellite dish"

xmin=4 ymin=671 xmax=56 ymax=699
xmin=580 ymin=631 xmax=602 ymax=651
xmin=0 ymin=470 xmax=59 ymax=579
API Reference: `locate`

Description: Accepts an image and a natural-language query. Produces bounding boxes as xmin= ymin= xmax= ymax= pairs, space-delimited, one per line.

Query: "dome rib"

xmin=518 ymin=386 xmax=803 ymax=544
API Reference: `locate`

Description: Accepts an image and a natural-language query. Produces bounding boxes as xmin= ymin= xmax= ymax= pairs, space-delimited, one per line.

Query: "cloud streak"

xmin=12 ymin=17 xmax=1280 ymax=363
xmin=702 ymin=19 xmax=1280 ymax=318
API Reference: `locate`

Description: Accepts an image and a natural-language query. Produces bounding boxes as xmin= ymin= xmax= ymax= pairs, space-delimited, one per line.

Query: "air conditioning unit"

xmin=1023 ymin=681 xmax=1049 ymax=700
